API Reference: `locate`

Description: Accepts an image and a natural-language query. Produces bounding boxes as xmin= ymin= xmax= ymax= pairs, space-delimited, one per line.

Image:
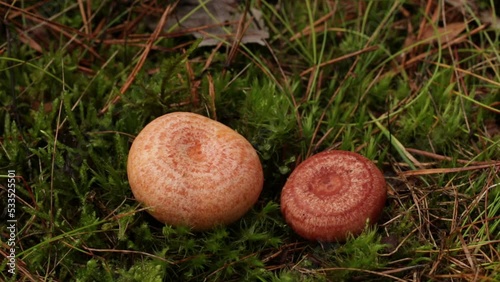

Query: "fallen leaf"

xmin=420 ymin=22 xmax=467 ymax=45
xmin=162 ymin=0 xmax=269 ymax=46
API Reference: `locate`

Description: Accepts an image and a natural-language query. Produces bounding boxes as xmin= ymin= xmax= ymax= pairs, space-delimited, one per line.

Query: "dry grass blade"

xmin=300 ymin=46 xmax=379 ymax=77
xmin=1 ymin=1 xmax=78 ymax=33
xmin=224 ymin=0 xmax=254 ymax=69
xmin=82 ymin=246 xmax=174 ymax=264
xmin=77 ymin=0 xmax=91 ymax=35
xmin=99 ymin=2 xmax=178 ymax=115
xmin=406 ymin=148 xmax=500 ymax=166
xmin=207 ymin=72 xmax=217 ymax=119
xmin=290 ymin=9 xmax=335 ymax=41
xmin=433 ymin=61 xmax=500 ymax=89
xmin=1 ymin=1 xmax=101 ymax=58
xmin=399 ymin=163 xmax=500 ymax=176
xmin=0 ymin=245 xmax=40 ymax=282
xmin=401 ymin=23 xmax=487 ymax=71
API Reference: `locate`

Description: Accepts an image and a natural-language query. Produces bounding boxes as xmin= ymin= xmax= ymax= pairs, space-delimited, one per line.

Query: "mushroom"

xmin=127 ymin=112 xmax=264 ymax=230
xmin=280 ymin=150 xmax=386 ymax=242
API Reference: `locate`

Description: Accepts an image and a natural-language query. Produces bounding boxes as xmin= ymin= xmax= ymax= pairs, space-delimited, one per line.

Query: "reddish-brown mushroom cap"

xmin=127 ymin=112 xmax=264 ymax=230
xmin=280 ymin=150 xmax=386 ymax=242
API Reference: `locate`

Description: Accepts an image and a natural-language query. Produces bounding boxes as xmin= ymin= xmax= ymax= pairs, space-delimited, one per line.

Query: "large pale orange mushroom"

xmin=281 ymin=150 xmax=386 ymax=242
xmin=127 ymin=112 xmax=264 ymax=230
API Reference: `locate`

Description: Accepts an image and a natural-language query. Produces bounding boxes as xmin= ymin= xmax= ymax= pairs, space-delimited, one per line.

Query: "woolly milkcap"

xmin=280 ymin=150 xmax=386 ymax=241
xmin=127 ymin=112 xmax=264 ymax=230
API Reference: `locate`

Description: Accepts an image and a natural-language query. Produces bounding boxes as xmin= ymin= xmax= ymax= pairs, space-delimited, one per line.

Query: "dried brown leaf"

xmin=420 ymin=22 xmax=467 ymax=45
xmin=161 ymin=0 xmax=268 ymax=46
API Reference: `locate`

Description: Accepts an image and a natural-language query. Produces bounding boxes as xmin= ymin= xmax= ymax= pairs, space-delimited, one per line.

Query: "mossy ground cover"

xmin=1 ymin=0 xmax=499 ymax=281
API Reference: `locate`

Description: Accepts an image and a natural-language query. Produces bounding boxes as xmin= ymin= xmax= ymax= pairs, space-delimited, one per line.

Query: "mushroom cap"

xmin=280 ymin=150 xmax=386 ymax=242
xmin=127 ymin=112 xmax=264 ymax=230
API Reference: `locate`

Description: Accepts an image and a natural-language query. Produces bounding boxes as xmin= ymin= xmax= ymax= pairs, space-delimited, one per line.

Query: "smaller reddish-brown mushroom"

xmin=280 ymin=150 xmax=386 ymax=242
